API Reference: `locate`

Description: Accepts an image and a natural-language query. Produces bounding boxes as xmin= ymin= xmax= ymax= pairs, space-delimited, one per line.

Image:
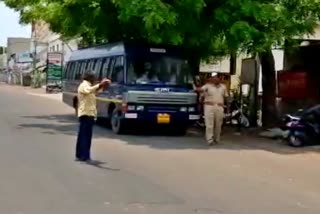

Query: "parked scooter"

xmin=280 ymin=109 xmax=303 ymax=131
xmin=196 ymin=100 xmax=250 ymax=128
xmin=286 ymin=105 xmax=320 ymax=147
xmin=224 ymin=100 xmax=250 ymax=128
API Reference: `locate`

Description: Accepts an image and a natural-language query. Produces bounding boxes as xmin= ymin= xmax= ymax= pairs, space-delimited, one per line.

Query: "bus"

xmin=63 ymin=42 xmax=199 ymax=134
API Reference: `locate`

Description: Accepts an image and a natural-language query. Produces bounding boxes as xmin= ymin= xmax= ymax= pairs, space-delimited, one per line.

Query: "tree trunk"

xmin=187 ymin=53 xmax=201 ymax=76
xmin=259 ymin=49 xmax=278 ymax=128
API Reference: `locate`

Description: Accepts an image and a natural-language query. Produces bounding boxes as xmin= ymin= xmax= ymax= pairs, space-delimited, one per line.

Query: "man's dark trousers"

xmin=76 ymin=115 xmax=95 ymax=161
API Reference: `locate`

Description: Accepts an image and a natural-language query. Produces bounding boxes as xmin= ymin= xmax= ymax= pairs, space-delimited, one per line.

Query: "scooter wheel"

xmin=288 ymin=132 xmax=304 ymax=147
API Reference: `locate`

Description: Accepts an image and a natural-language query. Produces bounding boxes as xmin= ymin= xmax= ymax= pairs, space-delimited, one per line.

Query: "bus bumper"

xmin=122 ymin=111 xmax=200 ymax=126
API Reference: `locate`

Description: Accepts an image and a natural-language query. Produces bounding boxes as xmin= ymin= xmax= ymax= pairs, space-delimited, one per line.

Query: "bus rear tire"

xmin=111 ymin=109 xmax=126 ymax=134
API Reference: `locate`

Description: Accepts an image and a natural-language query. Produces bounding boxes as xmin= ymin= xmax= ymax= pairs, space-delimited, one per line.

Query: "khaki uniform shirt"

xmin=201 ymin=83 xmax=228 ymax=105
xmin=77 ymin=80 xmax=100 ymax=118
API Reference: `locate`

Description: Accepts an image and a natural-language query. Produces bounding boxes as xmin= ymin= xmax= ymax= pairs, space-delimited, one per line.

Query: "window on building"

xmin=57 ymin=44 xmax=59 ymax=52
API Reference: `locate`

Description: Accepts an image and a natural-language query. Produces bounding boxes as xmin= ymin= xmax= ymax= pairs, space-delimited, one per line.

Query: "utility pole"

xmin=62 ymin=42 xmax=65 ymax=65
xmin=32 ymin=26 xmax=37 ymax=72
xmin=249 ymin=56 xmax=260 ymax=127
xmin=32 ymin=23 xmax=39 ymax=87
xmin=33 ymin=40 xmax=37 ymax=72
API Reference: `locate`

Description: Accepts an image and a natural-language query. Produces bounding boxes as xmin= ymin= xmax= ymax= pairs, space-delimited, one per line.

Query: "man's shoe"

xmin=85 ymin=159 xmax=97 ymax=165
xmin=75 ymin=158 xmax=86 ymax=162
xmin=207 ymin=139 xmax=214 ymax=146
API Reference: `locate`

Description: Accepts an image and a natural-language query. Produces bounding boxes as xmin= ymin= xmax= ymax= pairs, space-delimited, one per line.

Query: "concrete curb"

xmin=26 ymin=92 xmax=62 ymax=101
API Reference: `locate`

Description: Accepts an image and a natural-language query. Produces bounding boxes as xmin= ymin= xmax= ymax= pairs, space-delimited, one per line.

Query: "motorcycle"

xmin=286 ymin=105 xmax=320 ymax=147
xmin=224 ymin=100 xmax=250 ymax=128
xmin=196 ymin=100 xmax=250 ymax=128
xmin=280 ymin=110 xmax=303 ymax=131
xmin=46 ymin=82 xmax=62 ymax=94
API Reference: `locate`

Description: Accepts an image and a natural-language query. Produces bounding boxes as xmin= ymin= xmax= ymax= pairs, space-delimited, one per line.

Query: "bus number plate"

xmin=157 ymin=113 xmax=170 ymax=124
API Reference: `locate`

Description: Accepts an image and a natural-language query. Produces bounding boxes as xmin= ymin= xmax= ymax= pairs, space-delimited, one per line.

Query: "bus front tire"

xmin=111 ymin=109 xmax=126 ymax=134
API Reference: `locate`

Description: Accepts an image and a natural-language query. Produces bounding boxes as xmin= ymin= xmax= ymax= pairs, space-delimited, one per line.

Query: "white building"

xmin=46 ymin=32 xmax=78 ymax=64
xmin=200 ymin=25 xmax=320 ymax=91
xmin=31 ymin=21 xmax=78 ymax=69
xmin=0 ymin=54 xmax=7 ymax=70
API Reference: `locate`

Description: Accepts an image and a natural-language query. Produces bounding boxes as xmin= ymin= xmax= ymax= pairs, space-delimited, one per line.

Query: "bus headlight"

xmin=136 ymin=105 xmax=144 ymax=111
xmin=188 ymin=107 xmax=195 ymax=112
xmin=180 ymin=107 xmax=187 ymax=112
xmin=127 ymin=105 xmax=135 ymax=111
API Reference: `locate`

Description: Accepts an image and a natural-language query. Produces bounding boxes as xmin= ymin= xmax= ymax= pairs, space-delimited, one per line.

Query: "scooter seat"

xmin=287 ymin=115 xmax=300 ymax=121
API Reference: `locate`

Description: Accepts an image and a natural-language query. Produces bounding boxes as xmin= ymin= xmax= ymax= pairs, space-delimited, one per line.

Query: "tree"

xmin=0 ymin=47 xmax=4 ymax=55
xmin=3 ymin=0 xmax=320 ymax=127
xmin=212 ymin=0 xmax=320 ymax=127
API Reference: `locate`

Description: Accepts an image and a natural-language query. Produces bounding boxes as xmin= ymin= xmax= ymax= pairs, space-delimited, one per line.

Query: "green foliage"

xmin=2 ymin=0 xmax=320 ymax=58
xmin=0 ymin=46 xmax=4 ymax=54
xmin=3 ymin=0 xmax=320 ymax=126
xmin=31 ymin=70 xmax=42 ymax=88
xmin=216 ymin=0 xmax=320 ymax=53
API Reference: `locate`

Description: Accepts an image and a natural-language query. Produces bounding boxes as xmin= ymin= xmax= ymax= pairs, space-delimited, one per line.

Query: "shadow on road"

xmin=80 ymin=160 xmax=121 ymax=171
xmin=18 ymin=113 xmax=320 ymax=155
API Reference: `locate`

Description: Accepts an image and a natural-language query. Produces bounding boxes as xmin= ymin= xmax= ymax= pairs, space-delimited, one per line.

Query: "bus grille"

xmin=136 ymin=95 xmax=190 ymax=105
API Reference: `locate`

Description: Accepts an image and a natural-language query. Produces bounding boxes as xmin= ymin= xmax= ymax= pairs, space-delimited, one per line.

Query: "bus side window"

xmin=86 ymin=59 xmax=93 ymax=71
xmin=63 ymin=63 xmax=69 ymax=80
xmin=110 ymin=56 xmax=124 ymax=83
xmin=65 ymin=62 xmax=71 ymax=80
xmin=86 ymin=60 xmax=89 ymax=70
xmin=89 ymin=59 xmax=97 ymax=71
xmin=81 ymin=60 xmax=88 ymax=74
xmin=94 ymin=59 xmax=103 ymax=80
xmin=69 ymin=62 xmax=77 ymax=80
xmin=74 ymin=61 xmax=82 ymax=80
xmin=109 ymin=57 xmax=116 ymax=79
xmin=74 ymin=62 xmax=81 ymax=80
xmin=100 ymin=58 xmax=110 ymax=79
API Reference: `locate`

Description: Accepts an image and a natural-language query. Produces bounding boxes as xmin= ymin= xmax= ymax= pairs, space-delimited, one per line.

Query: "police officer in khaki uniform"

xmin=194 ymin=73 xmax=228 ymax=145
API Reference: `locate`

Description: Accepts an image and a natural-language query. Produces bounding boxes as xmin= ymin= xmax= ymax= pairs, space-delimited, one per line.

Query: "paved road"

xmin=1 ymin=84 xmax=320 ymax=214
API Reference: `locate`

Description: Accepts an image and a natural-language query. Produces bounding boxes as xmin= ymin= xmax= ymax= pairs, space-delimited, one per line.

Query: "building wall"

xmin=6 ymin=38 xmax=31 ymax=60
xmin=0 ymin=54 xmax=7 ymax=69
xmin=31 ymin=21 xmax=78 ymax=66
xmin=32 ymin=21 xmax=50 ymax=43
xmin=200 ymin=49 xmax=284 ymax=93
xmin=200 ymin=54 xmax=250 ymax=90
xmin=48 ymin=34 xmax=78 ymax=64
xmin=301 ymin=25 xmax=320 ymax=40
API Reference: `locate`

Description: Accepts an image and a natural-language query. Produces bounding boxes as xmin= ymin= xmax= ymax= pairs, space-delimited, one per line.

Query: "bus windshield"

xmin=127 ymin=55 xmax=192 ymax=86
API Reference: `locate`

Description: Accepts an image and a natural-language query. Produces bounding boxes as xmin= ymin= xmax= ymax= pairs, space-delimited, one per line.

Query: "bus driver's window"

xmin=127 ymin=63 xmax=136 ymax=83
xmin=137 ymin=62 xmax=159 ymax=83
xmin=113 ymin=66 xmax=124 ymax=84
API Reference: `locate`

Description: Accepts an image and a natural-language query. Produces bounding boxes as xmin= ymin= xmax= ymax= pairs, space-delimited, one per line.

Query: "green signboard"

xmin=47 ymin=52 xmax=63 ymax=82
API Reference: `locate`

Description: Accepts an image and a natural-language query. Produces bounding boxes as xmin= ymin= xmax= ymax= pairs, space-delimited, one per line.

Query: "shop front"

xmin=279 ymin=40 xmax=320 ymax=114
